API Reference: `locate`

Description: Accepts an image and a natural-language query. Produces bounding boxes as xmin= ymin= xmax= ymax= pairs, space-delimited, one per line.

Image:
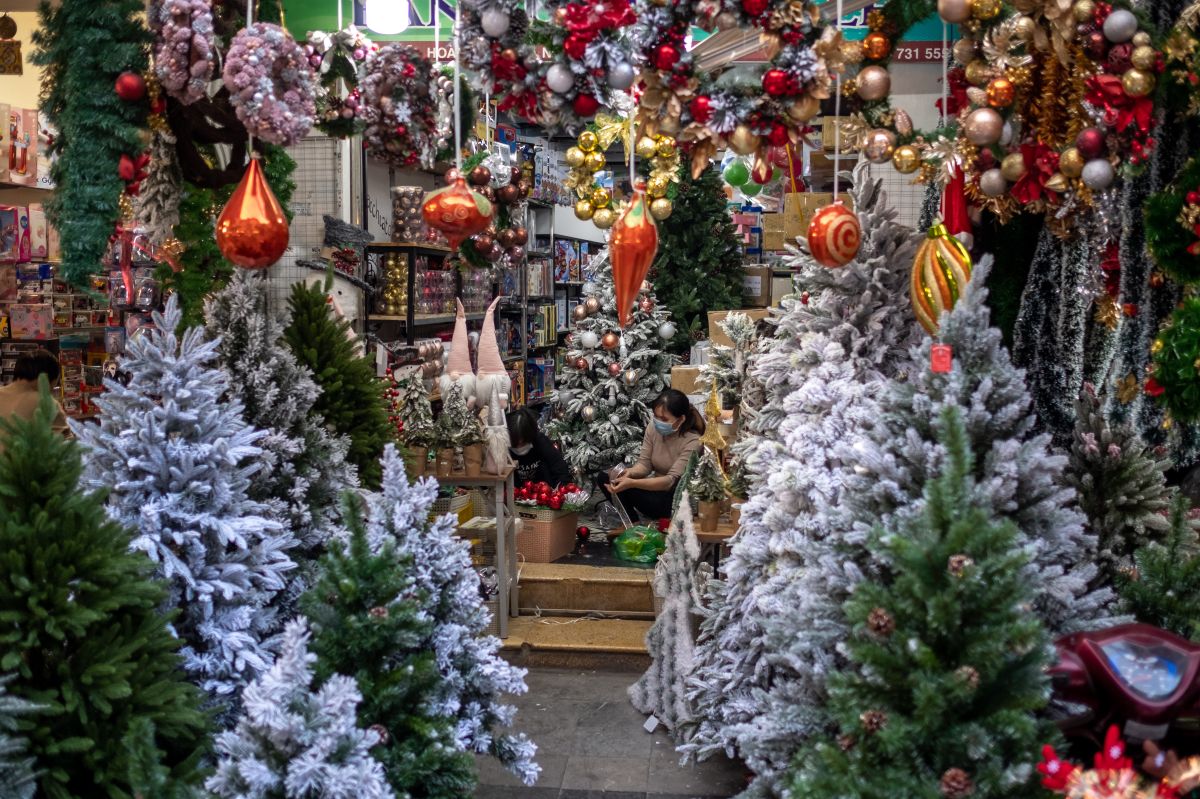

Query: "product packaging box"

xmin=762 ymin=230 xmax=787 ymax=251
xmin=0 ymin=265 xmax=15 ymax=299
xmin=47 ymin=219 xmax=61 ymax=261
xmin=782 ymin=192 xmax=853 ymax=239
xmin=8 ymin=302 xmax=53 ymax=340
xmin=6 ymin=109 xmax=37 ymax=187
xmin=742 ymin=265 xmax=773 ymax=308
xmin=0 ymin=103 xmax=9 ymax=183
xmin=707 ymin=308 xmax=771 ymax=347
xmin=0 ymin=205 xmax=19 ymax=262
xmin=15 ymin=205 xmax=29 ymax=262
xmin=670 ymin=365 xmax=703 ymax=395
xmin=27 ymin=203 xmax=46 ymax=260
xmin=772 ymin=274 xmax=795 ymax=306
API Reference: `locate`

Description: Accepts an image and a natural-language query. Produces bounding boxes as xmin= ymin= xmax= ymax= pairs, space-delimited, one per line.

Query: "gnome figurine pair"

xmin=439 ymin=297 xmax=512 ymax=411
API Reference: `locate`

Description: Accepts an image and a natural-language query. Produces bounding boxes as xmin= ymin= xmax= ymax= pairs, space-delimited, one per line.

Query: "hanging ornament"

xmin=607 ymin=362 xmax=622 ymax=378
xmin=1102 ymin=8 xmax=1138 ymax=43
xmin=580 ymin=331 xmax=599 ymax=348
xmin=422 ymin=176 xmax=494 ymax=250
xmin=1000 ymin=152 xmax=1027 ymax=182
xmin=611 ymin=183 xmax=659 ymax=327
xmin=806 ymin=203 xmax=861 ymax=268
xmin=863 ymin=129 xmax=897 ymax=164
xmin=623 ymin=369 xmax=639 ymax=386
xmin=964 ymin=108 xmax=1003 ymax=145
xmin=941 ymin=167 xmax=973 ymax=249
xmin=863 ymin=32 xmax=891 ymax=60
xmin=572 ymin=303 xmax=589 ymax=321
xmin=979 ymin=168 xmax=1007 ymax=197
xmin=592 ymin=207 xmax=617 ymax=229
xmin=658 ymin=321 xmax=676 ymax=340
xmin=911 ymin=222 xmax=973 ymax=335
xmin=602 ymin=331 xmax=621 ymax=351
xmin=723 ymin=161 xmax=750 ymax=187
xmin=575 ymin=357 xmax=589 ymax=371
xmin=892 ymin=145 xmax=921 ymax=174
xmin=584 ymin=296 xmax=602 ymax=315
xmin=938 ymin=0 xmax=971 ymax=23
xmin=650 ymin=197 xmax=673 ymax=220
xmin=115 ymin=71 xmax=147 ymax=102
xmin=1081 ymin=159 xmax=1115 ymax=190
xmin=1075 ymin=127 xmax=1106 ymax=159
xmin=985 ymin=77 xmax=1014 ymax=108
xmin=729 ymin=125 xmax=760 ymax=155
xmin=216 ymin=158 xmax=290 ymax=269
xmin=639 ymin=296 xmax=654 ymax=313
xmin=855 ymin=66 xmax=891 ymax=101
xmin=574 ymin=199 xmax=595 ymax=220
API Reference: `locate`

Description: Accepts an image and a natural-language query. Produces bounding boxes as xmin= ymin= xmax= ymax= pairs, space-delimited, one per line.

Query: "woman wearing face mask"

xmin=506 ymin=407 xmax=574 ymax=488
xmin=596 ymin=389 xmax=704 ymax=522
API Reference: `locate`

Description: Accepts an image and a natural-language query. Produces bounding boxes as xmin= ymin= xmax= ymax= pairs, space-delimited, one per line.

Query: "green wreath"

xmin=1152 ymin=295 xmax=1200 ymax=422
xmin=1146 ymin=153 xmax=1200 ymax=284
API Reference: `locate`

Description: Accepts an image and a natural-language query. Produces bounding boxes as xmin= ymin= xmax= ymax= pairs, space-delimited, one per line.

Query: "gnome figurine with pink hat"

xmin=440 ymin=299 xmax=477 ymax=409
xmin=475 ymin=296 xmax=511 ymax=410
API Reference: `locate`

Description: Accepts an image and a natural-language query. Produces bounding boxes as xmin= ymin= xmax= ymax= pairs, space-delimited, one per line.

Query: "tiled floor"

xmin=474 ymin=668 xmax=747 ymax=798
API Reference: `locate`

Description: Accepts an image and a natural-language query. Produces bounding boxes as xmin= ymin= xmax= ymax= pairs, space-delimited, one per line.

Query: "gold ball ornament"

xmin=986 ymin=76 xmax=1015 ymax=108
xmin=590 ymin=187 xmax=612 ymax=207
xmin=649 ymin=197 xmax=673 ymax=220
xmin=592 ymin=207 xmax=616 ymax=229
xmin=952 ymin=38 xmax=977 ymax=65
xmin=937 ymin=0 xmax=971 ymax=24
xmin=578 ymin=131 xmax=599 ymax=152
xmin=970 ymin=0 xmax=1002 ymax=20
xmin=892 ymin=145 xmax=921 ymax=174
xmin=863 ymin=32 xmax=891 ymax=60
xmin=636 ymin=136 xmax=659 ymax=160
xmin=1059 ymin=147 xmax=1085 ymax=178
xmin=1013 ymin=15 xmax=1037 ymax=41
xmin=565 ymin=147 xmax=586 ymax=168
xmin=1122 ymin=68 xmax=1156 ymax=98
xmin=646 ymin=174 xmax=670 ymax=198
xmin=1073 ymin=0 xmax=1095 ymax=22
xmin=1131 ymin=45 xmax=1157 ymax=70
xmin=1045 ymin=172 xmax=1070 ymax=193
xmin=1133 ymin=31 xmax=1151 ymax=47
xmin=584 ymin=151 xmax=607 ymax=172
xmin=1152 ymin=338 xmax=1164 ymax=355
xmin=856 ymin=66 xmax=891 ymax=101
xmin=911 ymin=222 xmax=973 ymax=335
xmin=584 ymin=296 xmax=601 ymax=315
xmin=729 ymin=125 xmax=761 ymax=155
xmin=574 ymin=199 xmax=595 ymax=220
xmin=655 ymin=135 xmax=677 ymax=157
xmin=572 ymin=304 xmax=589 ymax=321
xmin=1000 ymin=152 xmax=1027 ymax=181
xmin=964 ymin=107 xmax=1004 ymax=145
xmin=964 ymin=59 xmax=992 ymax=86
xmin=787 ymin=95 xmax=820 ymax=122
xmin=863 ymin=129 xmax=897 ymax=164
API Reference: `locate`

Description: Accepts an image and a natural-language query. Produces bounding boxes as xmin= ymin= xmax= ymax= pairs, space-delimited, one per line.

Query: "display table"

xmin=696 ymin=521 xmax=737 ymax=571
xmin=437 ymin=466 xmax=517 ymax=638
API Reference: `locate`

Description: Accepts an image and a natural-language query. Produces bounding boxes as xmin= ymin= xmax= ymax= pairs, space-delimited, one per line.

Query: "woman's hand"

xmin=611 ymin=474 xmax=633 ymax=492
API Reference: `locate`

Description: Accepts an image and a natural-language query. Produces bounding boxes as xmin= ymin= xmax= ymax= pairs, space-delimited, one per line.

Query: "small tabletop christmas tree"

xmin=786 ymin=407 xmax=1052 ymax=799
xmin=392 ymin=368 xmax=437 ymax=450
xmin=441 ymin=381 xmax=484 ymax=449
xmin=549 ymin=247 xmax=676 ymax=477
xmin=1120 ymin=497 xmax=1200 ymax=640
xmin=689 ymin=446 xmax=727 ymax=504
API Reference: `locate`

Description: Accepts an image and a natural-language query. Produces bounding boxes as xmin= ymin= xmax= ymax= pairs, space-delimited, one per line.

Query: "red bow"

xmin=1085 ymin=74 xmax=1154 ymax=134
xmin=936 ymin=67 xmax=969 ymax=119
xmin=1011 ymin=143 xmax=1060 ymax=205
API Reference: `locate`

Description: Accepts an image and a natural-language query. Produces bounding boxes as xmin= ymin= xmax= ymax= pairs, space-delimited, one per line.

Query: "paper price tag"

xmin=931 ymin=343 xmax=953 ymax=373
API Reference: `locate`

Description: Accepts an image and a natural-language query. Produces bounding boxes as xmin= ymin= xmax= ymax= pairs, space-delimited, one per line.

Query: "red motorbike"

xmin=1050 ymin=623 xmax=1200 ymax=750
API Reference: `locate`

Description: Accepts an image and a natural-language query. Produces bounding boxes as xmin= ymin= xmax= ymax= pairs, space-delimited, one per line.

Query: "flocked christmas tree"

xmin=548 ymin=246 xmax=676 ymax=477
xmin=785 ymin=407 xmax=1052 ymax=799
xmin=207 ymin=618 xmax=393 ymax=799
xmin=683 ymin=167 xmax=922 ymax=792
xmin=439 ymin=381 xmax=484 ymax=450
xmin=205 ymin=270 xmax=358 ymax=549
xmin=698 ymin=311 xmax=759 ymax=412
xmin=689 ymin=446 xmax=727 ymax=504
xmin=1066 ymin=382 xmax=1174 ymax=584
xmin=0 ymin=675 xmax=38 ymax=799
xmin=0 ymin=385 xmax=209 ymax=797
xmin=628 ymin=493 xmax=710 ymax=740
xmin=307 ymin=446 xmax=539 ymax=789
xmin=393 ymin=368 xmax=438 ymax=450
xmin=1120 ymin=496 xmax=1200 ymax=640
xmin=73 ymin=296 xmax=297 ymax=707
xmin=647 ymin=162 xmax=746 ymax=354
xmin=284 ymin=279 xmax=394 ymax=489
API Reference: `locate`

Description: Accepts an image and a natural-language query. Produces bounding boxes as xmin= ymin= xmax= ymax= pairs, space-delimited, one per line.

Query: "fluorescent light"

xmin=366 ymin=0 xmax=410 ymax=34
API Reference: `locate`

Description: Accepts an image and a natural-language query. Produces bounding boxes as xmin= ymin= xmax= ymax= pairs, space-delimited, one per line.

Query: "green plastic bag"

xmin=614 ymin=525 xmax=666 ymax=564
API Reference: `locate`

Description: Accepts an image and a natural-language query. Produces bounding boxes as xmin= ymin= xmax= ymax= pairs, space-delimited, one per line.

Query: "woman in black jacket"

xmin=506 ymin=407 xmax=573 ymax=488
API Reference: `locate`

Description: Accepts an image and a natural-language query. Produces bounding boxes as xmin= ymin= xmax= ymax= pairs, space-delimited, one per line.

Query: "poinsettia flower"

xmin=1094 ymin=725 xmax=1134 ymax=771
xmin=1038 ymin=744 xmax=1077 ymax=791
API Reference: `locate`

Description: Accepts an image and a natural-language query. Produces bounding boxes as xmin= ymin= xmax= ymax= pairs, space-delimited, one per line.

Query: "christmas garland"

xmin=1146 ymin=153 xmax=1200 ymax=283
xmin=630 ymin=0 xmax=715 ymax=140
xmin=1160 ymin=4 xmax=1200 ymax=119
xmin=1150 ymin=295 xmax=1200 ymax=423
xmin=305 ymin=26 xmax=375 ymax=138
xmin=433 ymin=66 xmax=477 ymax=165
xmin=360 ymin=44 xmax=438 ymax=168
xmin=459 ymin=0 xmax=538 ymax=120
xmin=154 ymin=0 xmax=215 ymax=106
xmin=222 ymin=22 xmax=316 ymax=146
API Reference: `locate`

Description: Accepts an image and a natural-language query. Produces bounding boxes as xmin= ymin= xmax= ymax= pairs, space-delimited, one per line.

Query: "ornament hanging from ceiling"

xmin=806 ymin=202 xmax=861 ymax=268
xmin=361 ymin=44 xmax=439 ymax=168
xmin=222 ymin=22 xmax=316 ymax=146
xmin=216 ymin=157 xmax=290 ymax=269
xmin=422 ymin=176 xmax=494 ymax=251
xmin=910 ymin=221 xmax=973 ymax=335
xmin=611 ymin=182 xmax=659 ymax=328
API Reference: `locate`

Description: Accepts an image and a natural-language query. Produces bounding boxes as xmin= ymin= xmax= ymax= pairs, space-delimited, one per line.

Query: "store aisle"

xmin=474 ymin=668 xmax=746 ymax=798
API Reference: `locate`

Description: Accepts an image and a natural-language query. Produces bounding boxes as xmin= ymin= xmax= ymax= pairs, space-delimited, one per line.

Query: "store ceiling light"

xmin=366 ymin=0 xmax=410 ymax=35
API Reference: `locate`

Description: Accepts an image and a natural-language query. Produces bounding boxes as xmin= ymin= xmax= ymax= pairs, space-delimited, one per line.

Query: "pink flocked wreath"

xmin=360 ymin=44 xmax=438 ymax=168
xmin=222 ymin=22 xmax=316 ymax=146
xmin=155 ymin=0 xmax=215 ymax=106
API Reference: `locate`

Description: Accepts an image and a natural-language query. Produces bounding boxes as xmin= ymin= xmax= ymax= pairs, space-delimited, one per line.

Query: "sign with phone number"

xmin=892 ymin=43 xmax=953 ymax=62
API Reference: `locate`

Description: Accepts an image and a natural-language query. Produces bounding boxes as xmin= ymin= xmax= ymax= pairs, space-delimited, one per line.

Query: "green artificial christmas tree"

xmin=32 ymin=0 xmax=151 ymax=287
xmin=1120 ymin=497 xmax=1200 ymax=640
xmin=0 ymin=384 xmax=208 ymax=798
xmin=301 ymin=493 xmax=477 ymax=798
xmin=284 ymin=279 xmax=394 ymax=489
xmin=440 ymin=381 xmax=483 ymax=449
xmin=648 ymin=161 xmax=745 ymax=355
xmin=689 ymin=447 xmax=727 ymax=504
xmin=786 ymin=406 xmax=1052 ymax=799
xmin=1066 ymin=383 xmax=1174 ymax=583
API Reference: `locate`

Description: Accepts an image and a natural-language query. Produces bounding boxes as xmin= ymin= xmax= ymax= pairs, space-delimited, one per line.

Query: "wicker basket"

xmin=483 ymin=598 xmax=501 ymax=638
xmin=516 ymin=508 xmax=578 ymax=563
xmin=432 ymin=491 xmax=472 ymax=525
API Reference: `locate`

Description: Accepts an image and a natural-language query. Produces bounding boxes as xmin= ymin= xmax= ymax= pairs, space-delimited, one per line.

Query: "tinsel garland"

xmin=1152 ymin=296 xmax=1200 ymax=422
xmin=1145 ymin=153 xmax=1200 ymax=283
xmin=31 ymin=0 xmax=152 ymax=288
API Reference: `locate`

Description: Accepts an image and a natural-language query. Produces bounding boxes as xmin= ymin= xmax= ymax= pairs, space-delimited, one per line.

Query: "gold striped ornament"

xmin=911 ymin=222 xmax=973 ymax=334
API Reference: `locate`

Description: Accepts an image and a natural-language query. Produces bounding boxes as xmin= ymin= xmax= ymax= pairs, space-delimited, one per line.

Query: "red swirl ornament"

xmin=216 ymin=158 xmax=290 ymax=269
xmin=421 ymin=176 xmax=494 ymax=250
xmin=806 ymin=202 xmax=860 ymax=268
xmin=611 ymin=184 xmax=659 ymax=327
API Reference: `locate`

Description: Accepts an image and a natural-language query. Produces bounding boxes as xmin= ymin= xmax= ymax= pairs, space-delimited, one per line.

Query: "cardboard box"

xmin=742 ymin=265 xmax=772 ymax=308
xmin=27 ymin=204 xmax=45 ymax=260
xmin=0 ymin=103 xmax=9 ymax=183
xmin=761 ymin=212 xmax=783 ymax=233
xmin=671 ymin=365 xmax=702 ymax=395
xmin=0 ymin=205 xmax=19 ymax=262
xmin=516 ymin=508 xmax=578 ymax=563
xmin=708 ymin=308 xmax=771 ymax=347
xmin=782 ymin=192 xmax=854 ymax=239
xmin=762 ymin=230 xmax=787 ymax=251
xmin=772 ymin=274 xmax=795 ymax=306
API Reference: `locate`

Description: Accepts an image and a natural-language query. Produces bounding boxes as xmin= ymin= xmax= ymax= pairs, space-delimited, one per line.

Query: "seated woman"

xmin=596 ymin=389 xmax=704 ymax=522
xmin=506 ymin=406 xmax=573 ymax=488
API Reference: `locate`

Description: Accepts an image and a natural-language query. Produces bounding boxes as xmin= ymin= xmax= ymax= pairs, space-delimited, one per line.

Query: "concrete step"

xmin=518 ymin=562 xmax=656 ymax=617
xmin=501 ymin=616 xmax=653 ymax=672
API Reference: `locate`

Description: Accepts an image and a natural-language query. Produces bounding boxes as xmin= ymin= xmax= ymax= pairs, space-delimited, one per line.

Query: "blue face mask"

xmin=653 ymin=419 xmax=677 ymax=437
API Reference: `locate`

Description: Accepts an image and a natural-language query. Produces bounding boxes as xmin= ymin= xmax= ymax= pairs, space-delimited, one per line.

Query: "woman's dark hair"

xmin=652 ymin=389 xmax=705 ymax=436
xmin=13 ymin=348 xmax=60 ymax=383
xmin=506 ymin=407 xmax=538 ymax=447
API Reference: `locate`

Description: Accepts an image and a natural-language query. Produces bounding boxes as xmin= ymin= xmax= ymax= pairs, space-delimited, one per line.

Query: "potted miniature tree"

xmin=727 ymin=458 xmax=750 ymax=527
xmin=440 ymin=382 xmax=485 ymax=477
xmin=434 ymin=384 xmax=468 ymax=478
xmin=689 ymin=447 xmax=727 ymax=533
xmin=395 ymin=370 xmax=436 ymax=477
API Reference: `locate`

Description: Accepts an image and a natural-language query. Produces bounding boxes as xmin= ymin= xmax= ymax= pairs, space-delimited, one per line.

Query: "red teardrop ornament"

xmin=611 ymin=184 xmax=659 ymax=328
xmin=216 ymin=158 xmax=290 ymax=269
xmin=422 ymin=176 xmax=494 ymax=250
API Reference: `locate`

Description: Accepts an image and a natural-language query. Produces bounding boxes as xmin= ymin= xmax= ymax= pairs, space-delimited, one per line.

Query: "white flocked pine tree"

xmin=0 ymin=674 xmax=38 ymax=799
xmin=682 ymin=166 xmax=924 ymax=795
xmin=73 ymin=296 xmax=297 ymax=706
xmin=207 ymin=618 xmax=393 ymax=799
xmin=548 ymin=246 xmax=677 ymax=478
xmin=205 ymin=271 xmax=358 ymax=551
xmin=628 ymin=492 xmax=710 ymax=740
xmin=341 ymin=445 xmax=539 ymax=784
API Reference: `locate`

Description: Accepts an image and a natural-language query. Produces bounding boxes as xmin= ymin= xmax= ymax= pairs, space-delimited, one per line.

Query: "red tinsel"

xmin=1100 ymin=241 xmax=1121 ymax=296
xmin=563 ymin=0 xmax=635 ymax=35
xmin=935 ymin=67 xmax=969 ymax=118
xmin=1085 ymin=73 xmax=1154 ymax=134
xmin=1011 ymin=143 xmax=1061 ymax=204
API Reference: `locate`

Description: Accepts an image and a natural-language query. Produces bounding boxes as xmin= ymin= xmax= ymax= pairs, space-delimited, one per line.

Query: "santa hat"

xmin=475 ymin=296 xmax=511 ymax=407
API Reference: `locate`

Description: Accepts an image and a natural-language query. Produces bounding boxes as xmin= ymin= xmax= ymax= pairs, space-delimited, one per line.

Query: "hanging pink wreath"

xmin=222 ymin=22 xmax=317 ymax=146
xmin=155 ymin=0 xmax=215 ymax=106
xmin=360 ymin=44 xmax=438 ymax=168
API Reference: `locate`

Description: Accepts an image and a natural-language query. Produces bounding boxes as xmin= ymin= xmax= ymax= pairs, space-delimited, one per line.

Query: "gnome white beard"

xmin=474 ymin=372 xmax=511 ymax=411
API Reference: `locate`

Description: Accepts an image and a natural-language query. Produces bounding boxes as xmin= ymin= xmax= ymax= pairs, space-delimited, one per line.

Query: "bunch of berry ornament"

xmin=461 ymin=160 xmax=531 ymax=265
xmin=526 ymin=0 xmax=638 ymax=135
xmin=361 ymin=44 xmax=439 ymax=168
xmin=459 ymin=0 xmax=540 ymax=121
xmin=305 ymin=25 xmax=376 ymax=138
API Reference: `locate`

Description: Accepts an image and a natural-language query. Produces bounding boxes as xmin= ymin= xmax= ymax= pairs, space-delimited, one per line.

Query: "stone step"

xmin=501 ymin=616 xmax=653 ymax=672
xmin=518 ymin=562 xmax=656 ymax=616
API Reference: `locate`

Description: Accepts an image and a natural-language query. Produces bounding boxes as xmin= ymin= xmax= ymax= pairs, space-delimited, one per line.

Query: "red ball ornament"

xmin=422 ymin=176 xmax=494 ymax=250
xmin=806 ymin=202 xmax=861 ymax=268
xmin=767 ymin=124 xmax=790 ymax=146
xmin=654 ymin=44 xmax=680 ymax=71
xmin=1076 ymin=127 xmax=1106 ymax=160
xmin=549 ymin=495 xmax=564 ymax=510
xmin=689 ymin=95 xmax=712 ymax=124
xmin=575 ymin=357 xmax=589 ymax=370
xmin=608 ymin=362 xmax=622 ymax=376
xmin=762 ymin=68 xmax=790 ymax=97
xmin=742 ymin=0 xmax=768 ymax=16
xmin=216 ymin=158 xmax=290 ymax=269
xmin=115 ymin=71 xmax=147 ymax=102
xmin=573 ymin=94 xmax=601 ymax=117
xmin=577 ymin=526 xmax=590 ymax=541
xmin=1187 ymin=191 xmax=1200 ymax=205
